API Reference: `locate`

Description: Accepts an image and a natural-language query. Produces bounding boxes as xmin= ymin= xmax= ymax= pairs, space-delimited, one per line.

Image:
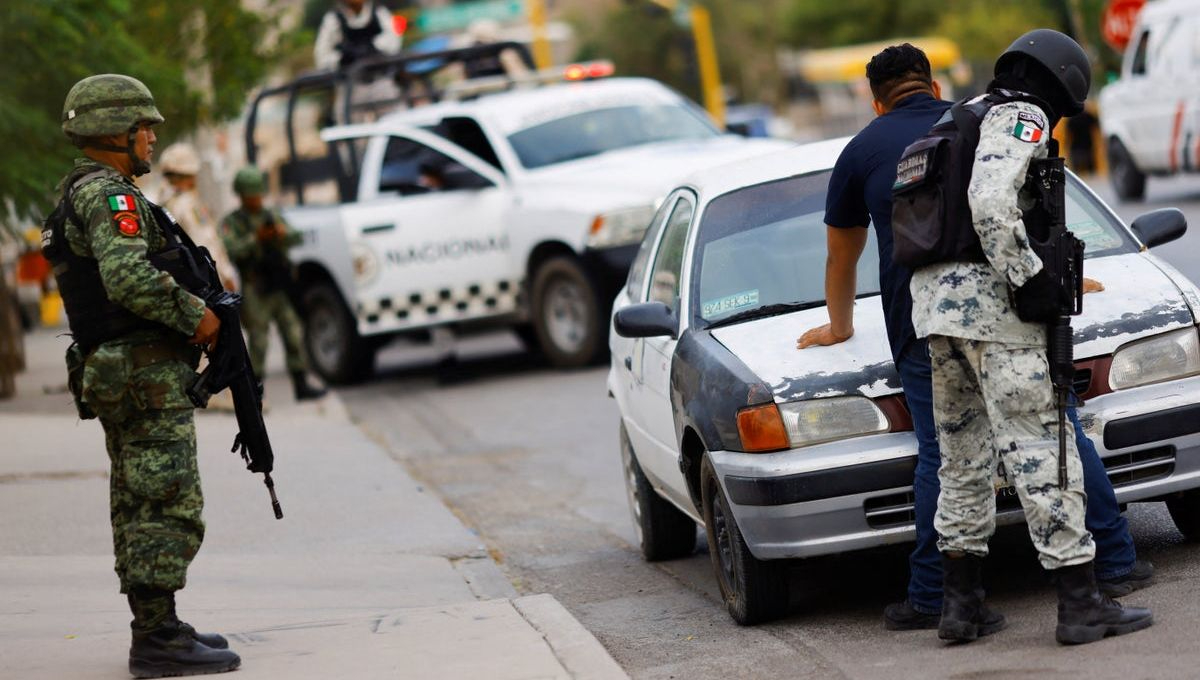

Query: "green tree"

xmin=0 ymin=0 xmax=295 ymax=220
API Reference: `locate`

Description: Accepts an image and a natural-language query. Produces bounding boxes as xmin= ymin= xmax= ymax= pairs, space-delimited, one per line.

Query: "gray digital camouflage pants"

xmin=928 ymin=335 xmax=1095 ymax=570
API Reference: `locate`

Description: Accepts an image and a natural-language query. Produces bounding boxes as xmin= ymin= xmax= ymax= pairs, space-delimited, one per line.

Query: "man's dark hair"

xmin=866 ymin=44 xmax=934 ymax=107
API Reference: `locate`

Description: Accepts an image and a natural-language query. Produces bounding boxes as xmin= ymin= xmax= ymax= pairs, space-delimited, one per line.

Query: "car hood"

xmin=523 ymin=137 xmax=793 ymax=199
xmin=708 ymin=253 xmax=1196 ymax=404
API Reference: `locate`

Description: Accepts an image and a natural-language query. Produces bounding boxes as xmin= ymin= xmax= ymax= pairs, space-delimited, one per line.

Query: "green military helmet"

xmin=61 ymin=74 xmax=164 ymax=138
xmin=233 ymin=166 xmax=267 ymax=196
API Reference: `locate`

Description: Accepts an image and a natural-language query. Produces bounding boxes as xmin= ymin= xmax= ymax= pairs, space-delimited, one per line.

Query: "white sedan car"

xmin=608 ymin=138 xmax=1200 ymax=625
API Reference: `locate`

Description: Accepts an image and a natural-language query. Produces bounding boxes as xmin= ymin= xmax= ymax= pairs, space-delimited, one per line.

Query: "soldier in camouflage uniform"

xmin=220 ymin=167 xmax=326 ymax=400
xmin=910 ymin=31 xmax=1154 ymax=645
xmin=49 ymin=74 xmax=240 ymax=677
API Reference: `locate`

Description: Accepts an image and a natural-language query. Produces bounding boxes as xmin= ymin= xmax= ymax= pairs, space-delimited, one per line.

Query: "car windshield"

xmin=507 ymin=104 xmax=720 ymax=169
xmin=691 ymin=170 xmax=1140 ymax=328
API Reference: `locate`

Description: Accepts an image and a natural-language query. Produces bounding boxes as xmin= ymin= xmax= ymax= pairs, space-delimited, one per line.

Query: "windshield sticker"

xmin=1068 ymin=220 xmax=1122 ymax=251
xmin=702 ymin=290 xmax=760 ymax=319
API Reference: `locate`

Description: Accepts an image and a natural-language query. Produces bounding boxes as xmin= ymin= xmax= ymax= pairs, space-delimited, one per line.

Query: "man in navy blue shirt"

xmin=797 ymin=44 xmax=1151 ymax=630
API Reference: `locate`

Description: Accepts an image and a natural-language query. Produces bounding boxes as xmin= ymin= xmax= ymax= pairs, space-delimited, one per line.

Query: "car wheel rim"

xmin=308 ymin=302 xmax=344 ymax=374
xmin=544 ymin=277 xmax=588 ymax=355
xmin=710 ymin=480 xmax=737 ymax=591
xmin=620 ymin=435 xmax=645 ymax=545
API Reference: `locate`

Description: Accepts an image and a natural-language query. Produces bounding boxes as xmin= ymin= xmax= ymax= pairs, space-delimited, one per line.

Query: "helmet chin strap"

xmin=84 ymin=126 xmax=150 ymax=176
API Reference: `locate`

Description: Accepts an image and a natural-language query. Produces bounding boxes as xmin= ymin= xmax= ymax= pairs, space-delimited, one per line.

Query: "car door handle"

xmin=624 ymin=356 xmax=633 ymax=371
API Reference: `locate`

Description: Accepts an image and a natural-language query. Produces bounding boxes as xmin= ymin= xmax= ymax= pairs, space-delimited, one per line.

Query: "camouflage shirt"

xmin=910 ymin=100 xmax=1050 ymax=346
xmin=220 ymin=208 xmax=302 ymax=267
xmin=61 ymin=158 xmax=207 ymax=337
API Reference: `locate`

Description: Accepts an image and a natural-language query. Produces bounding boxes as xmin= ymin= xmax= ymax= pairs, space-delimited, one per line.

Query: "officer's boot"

xmin=1053 ymin=561 xmax=1154 ymax=645
xmin=290 ymin=370 xmax=327 ymax=401
xmin=164 ymin=591 xmax=229 ymax=650
xmin=938 ymin=553 xmax=1007 ymax=643
xmin=128 ymin=588 xmax=240 ymax=679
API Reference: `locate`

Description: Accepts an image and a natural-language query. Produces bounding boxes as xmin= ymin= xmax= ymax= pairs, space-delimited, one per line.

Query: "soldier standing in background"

xmin=313 ymin=0 xmax=402 ymax=71
xmin=159 ymin=143 xmax=237 ymax=292
xmin=48 ymin=73 xmax=239 ymax=677
xmin=220 ymin=167 xmax=327 ymax=400
xmin=909 ymin=31 xmax=1154 ymax=644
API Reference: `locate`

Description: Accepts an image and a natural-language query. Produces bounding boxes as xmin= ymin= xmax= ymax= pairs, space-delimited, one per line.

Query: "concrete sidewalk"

xmin=0 ymin=329 xmax=626 ymax=679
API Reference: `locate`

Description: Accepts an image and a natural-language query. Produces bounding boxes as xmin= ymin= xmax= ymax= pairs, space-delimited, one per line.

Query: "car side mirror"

xmin=1131 ymin=208 xmax=1187 ymax=249
xmin=614 ymin=302 xmax=677 ymax=339
xmin=441 ymin=162 xmax=494 ymax=190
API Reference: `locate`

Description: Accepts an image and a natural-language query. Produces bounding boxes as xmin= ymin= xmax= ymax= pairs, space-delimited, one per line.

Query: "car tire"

xmin=530 ymin=256 xmax=602 ymax=368
xmin=1109 ymin=138 xmax=1146 ymax=202
xmin=302 ymin=282 xmax=376 ymax=385
xmin=1166 ymin=489 xmax=1200 ymax=541
xmin=700 ymin=454 xmax=790 ymax=625
xmin=619 ymin=423 xmax=697 ymax=561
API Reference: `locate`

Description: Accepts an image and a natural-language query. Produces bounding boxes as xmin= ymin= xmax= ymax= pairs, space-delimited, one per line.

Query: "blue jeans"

xmin=896 ymin=339 xmax=1137 ymax=614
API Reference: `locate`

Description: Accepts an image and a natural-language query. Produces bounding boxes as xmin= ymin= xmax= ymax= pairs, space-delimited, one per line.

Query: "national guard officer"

xmin=158 ymin=143 xmax=237 ymax=292
xmin=49 ymin=74 xmax=240 ymax=677
xmin=220 ymin=167 xmax=326 ymax=400
xmin=909 ymin=31 xmax=1154 ymax=644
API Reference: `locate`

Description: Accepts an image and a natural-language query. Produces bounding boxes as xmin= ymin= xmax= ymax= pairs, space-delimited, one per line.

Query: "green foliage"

xmin=572 ymin=5 xmax=699 ymax=101
xmin=0 ymin=0 xmax=292 ymax=220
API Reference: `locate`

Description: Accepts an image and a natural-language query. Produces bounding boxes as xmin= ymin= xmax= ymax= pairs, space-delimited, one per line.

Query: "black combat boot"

xmin=938 ymin=553 xmax=1007 ymax=643
xmin=290 ymin=370 xmax=327 ymax=401
xmin=166 ymin=592 xmax=229 ymax=650
xmin=1054 ymin=561 xmax=1154 ymax=645
xmin=128 ymin=588 xmax=240 ymax=678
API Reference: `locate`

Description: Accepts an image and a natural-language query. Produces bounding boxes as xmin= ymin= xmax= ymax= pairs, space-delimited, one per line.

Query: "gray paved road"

xmin=338 ymin=173 xmax=1200 ymax=679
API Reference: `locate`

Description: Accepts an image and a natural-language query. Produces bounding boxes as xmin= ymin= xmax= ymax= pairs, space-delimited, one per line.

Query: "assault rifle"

xmin=1025 ymin=155 xmax=1085 ymax=489
xmin=149 ymin=205 xmax=283 ymax=519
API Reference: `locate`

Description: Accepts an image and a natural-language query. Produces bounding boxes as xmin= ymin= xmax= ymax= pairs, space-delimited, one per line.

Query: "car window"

xmin=647 ymin=197 xmax=695 ymax=308
xmin=433 ymin=116 xmax=504 ymax=171
xmin=626 ymin=197 xmax=676 ymax=300
xmin=1066 ymin=174 xmax=1140 ymax=257
xmin=1131 ymin=29 xmax=1152 ymax=75
xmin=507 ymin=104 xmax=719 ymax=170
xmin=379 ymin=136 xmax=485 ymax=195
xmin=691 ymin=171 xmax=881 ymax=326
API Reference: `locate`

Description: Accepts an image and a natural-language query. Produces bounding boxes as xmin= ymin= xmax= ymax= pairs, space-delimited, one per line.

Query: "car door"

xmin=626 ymin=191 xmax=696 ymax=508
xmin=332 ymin=126 xmax=513 ymax=332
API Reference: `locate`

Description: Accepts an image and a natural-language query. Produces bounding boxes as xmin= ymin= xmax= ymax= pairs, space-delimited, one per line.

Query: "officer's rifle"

xmin=149 ymin=208 xmax=283 ymax=519
xmin=1026 ymin=154 xmax=1085 ymax=489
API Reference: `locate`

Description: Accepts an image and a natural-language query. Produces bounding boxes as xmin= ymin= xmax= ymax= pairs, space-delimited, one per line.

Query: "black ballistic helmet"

xmin=995 ymin=29 xmax=1091 ymax=117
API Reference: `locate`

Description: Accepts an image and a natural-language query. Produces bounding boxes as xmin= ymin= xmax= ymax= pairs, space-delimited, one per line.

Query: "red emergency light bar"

xmin=564 ymin=60 xmax=616 ymax=81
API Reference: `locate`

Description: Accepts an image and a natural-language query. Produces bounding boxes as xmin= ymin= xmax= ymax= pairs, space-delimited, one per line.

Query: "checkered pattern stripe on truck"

xmin=356 ymin=279 xmax=522 ymax=328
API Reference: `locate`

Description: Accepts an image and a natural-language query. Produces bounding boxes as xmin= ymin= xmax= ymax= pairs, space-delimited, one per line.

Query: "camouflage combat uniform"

xmin=910 ymin=100 xmax=1095 ymax=570
xmin=219 ymin=208 xmax=306 ymax=377
xmin=59 ymin=159 xmax=208 ymax=596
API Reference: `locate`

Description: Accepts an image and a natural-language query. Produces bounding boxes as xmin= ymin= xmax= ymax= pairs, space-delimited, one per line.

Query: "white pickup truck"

xmin=249 ymin=52 xmax=790 ymax=383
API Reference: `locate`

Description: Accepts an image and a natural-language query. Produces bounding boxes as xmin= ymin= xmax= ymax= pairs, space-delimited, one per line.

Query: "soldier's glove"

xmin=1013 ymin=270 xmax=1065 ymax=324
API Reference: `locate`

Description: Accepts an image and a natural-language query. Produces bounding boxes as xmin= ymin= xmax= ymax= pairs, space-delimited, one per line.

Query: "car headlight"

xmin=736 ymin=396 xmax=890 ymax=452
xmin=586 ymin=205 xmax=657 ymax=249
xmin=1109 ymin=327 xmax=1200 ymax=390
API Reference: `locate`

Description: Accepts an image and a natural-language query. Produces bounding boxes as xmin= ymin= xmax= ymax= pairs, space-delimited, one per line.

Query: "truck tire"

xmin=303 ymin=282 xmax=376 ymax=384
xmin=701 ymin=454 xmax=790 ymax=625
xmin=620 ymin=423 xmax=697 ymax=561
xmin=530 ymin=256 xmax=602 ymax=368
xmin=1109 ymin=138 xmax=1146 ymax=202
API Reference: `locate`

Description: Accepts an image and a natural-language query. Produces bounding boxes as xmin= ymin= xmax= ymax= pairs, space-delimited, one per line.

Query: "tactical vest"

xmin=42 ymin=172 xmax=214 ymax=352
xmin=891 ymin=89 xmax=1053 ymax=269
xmin=334 ymin=2 xmax=382 ymax=69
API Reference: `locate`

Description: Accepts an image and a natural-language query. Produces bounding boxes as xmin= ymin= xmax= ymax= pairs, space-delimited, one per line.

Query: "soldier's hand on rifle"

xmin=190 ymin=308 xmax=221 ymax=349
xmin=1083 ymin=277 xmax=1105 ymax=294
xmin=797 ymin=323 xmax=853 ymax=349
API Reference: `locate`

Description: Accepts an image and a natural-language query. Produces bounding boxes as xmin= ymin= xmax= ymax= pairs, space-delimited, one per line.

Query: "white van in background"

xmin=1100 ymin=0 xmax=1200 ymax=200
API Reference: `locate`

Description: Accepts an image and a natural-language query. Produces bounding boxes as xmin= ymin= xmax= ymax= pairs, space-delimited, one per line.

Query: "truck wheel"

xmin=303 ymin=282 xmax=376 ymax=384
xmin=530 ymin=256 xmax=602 ymax=368
xmin=620 ymin=423 xmax=697 ymax=561
xmin=1166 ymin=490 xmax=1200 ymax=541
xmin=1109 ymin=138 xmax=1146 ymax=202
xmin=701 ymin=454 xmax=790 ymax=625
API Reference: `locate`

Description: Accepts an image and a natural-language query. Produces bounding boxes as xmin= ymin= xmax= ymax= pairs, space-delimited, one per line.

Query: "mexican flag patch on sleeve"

xmin=107 ymin=194 xmax=137 ymax=212
xmin=1012 ymin=111 xmax=1046 ymax=143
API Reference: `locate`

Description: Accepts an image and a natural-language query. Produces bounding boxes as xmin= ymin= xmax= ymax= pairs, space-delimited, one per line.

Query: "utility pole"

xmin=527 ymin=0 xmax=554 ymax=69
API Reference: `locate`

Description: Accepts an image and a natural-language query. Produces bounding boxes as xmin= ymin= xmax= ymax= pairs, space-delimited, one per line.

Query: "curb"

xmin=514 ymin=594 xmax=629 ymax=680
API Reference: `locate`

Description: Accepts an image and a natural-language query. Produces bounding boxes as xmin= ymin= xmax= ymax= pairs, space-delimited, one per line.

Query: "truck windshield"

xmin=507 ymin=104 xmax=720 ymax=169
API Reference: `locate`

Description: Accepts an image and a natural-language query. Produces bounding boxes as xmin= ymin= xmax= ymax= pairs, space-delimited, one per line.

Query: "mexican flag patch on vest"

xmin=107 ymin=194 xmax=136 ymax=212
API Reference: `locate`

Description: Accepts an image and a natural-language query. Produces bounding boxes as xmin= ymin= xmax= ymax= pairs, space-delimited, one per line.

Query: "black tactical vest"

xmin=42 ymin=171 xmax=213 ymax=352
xmin=891 ymin=89 xmax=1054 ymax=269
xmin=334 ymin=2 xmax=382 ymax=69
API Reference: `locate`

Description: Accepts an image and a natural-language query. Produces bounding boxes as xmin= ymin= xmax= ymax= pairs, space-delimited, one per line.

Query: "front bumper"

xmin=709 ymin=374 xmax=1200 ymax=561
